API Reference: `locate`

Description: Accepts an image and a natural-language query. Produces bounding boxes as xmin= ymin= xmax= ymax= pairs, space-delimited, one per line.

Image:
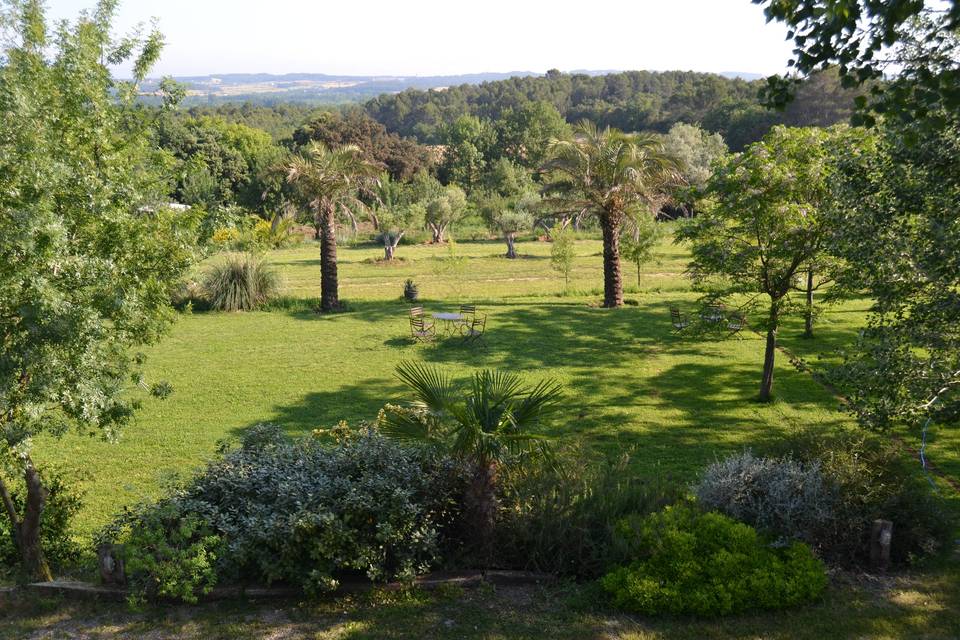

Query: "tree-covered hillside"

xmin=364 ymin=68 xmax=861 ymax=150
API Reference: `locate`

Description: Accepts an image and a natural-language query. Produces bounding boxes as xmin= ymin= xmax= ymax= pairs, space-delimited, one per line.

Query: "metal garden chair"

xmin=459 ymin=313 xmax=487 ymax=346
xmin=409 ymin=316 xmax=436 ymax=342
xmin=670 ymin=307 xmax=690 ymax=334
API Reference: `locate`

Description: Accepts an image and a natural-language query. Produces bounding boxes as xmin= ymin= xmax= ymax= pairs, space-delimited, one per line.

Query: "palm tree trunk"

xmin=601 ymin=216 xmax=624 ymax=307
xmin=464 ymin=461 xmax=498 ymax=560
xmin=319 ymin=202 xmax=340 ymax=312
xmin=759 ymin=302 xmax=779 ymax=402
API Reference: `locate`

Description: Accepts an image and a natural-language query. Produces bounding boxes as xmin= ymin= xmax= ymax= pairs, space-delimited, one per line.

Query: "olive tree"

xmin=0 ymin=0 xmax=197 ymax=580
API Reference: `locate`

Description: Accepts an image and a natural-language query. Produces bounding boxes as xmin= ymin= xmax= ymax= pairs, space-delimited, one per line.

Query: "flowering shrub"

xmin=101 ymin=424 xmax=465 ymax=600
xmin=601 ymin=504 xmax=827 ymax=617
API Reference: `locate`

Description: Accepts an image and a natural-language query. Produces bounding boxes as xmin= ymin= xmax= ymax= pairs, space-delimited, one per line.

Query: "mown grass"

xmin=32 ymin=233 xmax=958 ymax=534
xmin=18 ymin=231 xmax=960 ymax=637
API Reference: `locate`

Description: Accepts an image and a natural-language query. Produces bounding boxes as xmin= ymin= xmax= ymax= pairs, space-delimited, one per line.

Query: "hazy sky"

xmin=45 ymin=0 xmax=795 ymax=78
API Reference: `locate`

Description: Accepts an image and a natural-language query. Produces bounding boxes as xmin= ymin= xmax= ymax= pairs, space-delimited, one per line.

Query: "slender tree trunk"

xmin=0 ymin=462 xmax=53 ymax=582
xmin=464 ymin=461 xmax=498 ymax=560
xmin=319 ymin=202 xmax=340 ymax=312
xmin=504 ymin=233 xmax=517 ymax=259
xmin=429 ymin=223 xmax=446 ymax=244
xmin=804 ymin=268 xmax=815 ymax=339
xmin=312 ymin=211 xmax=321 ymax=241
xmin=759 ymin=302 xmax=780 ymax=402
xmin=601 ymin=216 xmax=624 ymax=308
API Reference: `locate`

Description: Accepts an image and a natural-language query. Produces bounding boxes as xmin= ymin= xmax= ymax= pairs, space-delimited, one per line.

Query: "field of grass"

xmin=32 ymin=233 xmax=959 ymax=535
xmin=17 ymin=232 xmax=960 ymax=637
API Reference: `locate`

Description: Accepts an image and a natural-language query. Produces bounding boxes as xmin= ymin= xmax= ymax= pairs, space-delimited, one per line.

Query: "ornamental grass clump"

xmin=202 ymin=253 xmax=279 ymax=311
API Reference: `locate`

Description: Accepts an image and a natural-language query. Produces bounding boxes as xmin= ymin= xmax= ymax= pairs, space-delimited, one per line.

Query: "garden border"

xmin=22 ymin=570 xmax=555 ymax=603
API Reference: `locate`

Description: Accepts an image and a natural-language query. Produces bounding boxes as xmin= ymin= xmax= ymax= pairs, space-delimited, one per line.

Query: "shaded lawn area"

xmin=31 ymin=237 xmax=958 ymax=535
xmin=3 ymin=567 xmax=959 ymax=639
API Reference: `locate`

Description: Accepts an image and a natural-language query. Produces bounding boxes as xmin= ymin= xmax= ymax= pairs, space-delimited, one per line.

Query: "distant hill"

xmin=138 ymin=69 xmax=767 ymax=106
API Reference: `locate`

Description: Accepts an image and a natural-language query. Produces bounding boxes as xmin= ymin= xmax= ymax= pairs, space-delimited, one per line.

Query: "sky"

xmin=44 ymin=0 xmax=796 ymax=78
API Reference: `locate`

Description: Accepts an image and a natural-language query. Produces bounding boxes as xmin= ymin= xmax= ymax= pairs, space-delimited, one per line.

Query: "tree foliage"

xmin=0 ymin=0 xmax=197 ymax=580
xmin=678 ymin=125 xmax=871 ymax=400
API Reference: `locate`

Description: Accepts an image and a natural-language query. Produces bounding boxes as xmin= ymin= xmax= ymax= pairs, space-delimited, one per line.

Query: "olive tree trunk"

xmin=383 ymin=231 xmax=403 ymax=260
xmin=759 ymin=302 xmax=780 ymax=402
xmin=0 ymin=461 xmax=53 ymax=582
xmin=319 ymin=202 xmax=340 ymax=312
xmin=429 ymin=222 xmax=446 ymax=244
xmin=601 ymin=215 xmax=624 ymax=308
xmin=504 ymin=233 xmax=518 ymax=259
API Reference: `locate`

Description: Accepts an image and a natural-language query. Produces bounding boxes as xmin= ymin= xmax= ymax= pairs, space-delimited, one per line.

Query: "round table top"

xmin=432 ymin=312 xmax=464 ymax=320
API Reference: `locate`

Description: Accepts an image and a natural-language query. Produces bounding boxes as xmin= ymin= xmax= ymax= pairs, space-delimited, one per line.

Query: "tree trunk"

xmin=0 ymin=462 xmax=53 ymax=582
xmin=804 ymin=268 xmax=815 ymax=339
xmin=601 ymin=216 xmax=624 ymax=307
xmin=759 ymin=302 xmax=779 ymax=402
xmin=429 ymin=223 xmax=445 ymax=244
xmin=312 ymin=212 xmax=321 ymax=240
xmin=319 ymin=202 xmax=340 ymax=312
xmin=504 ymin=233 xmax=517 ymax=259
xmin=464 ymin=461 xmax=498 ymax=560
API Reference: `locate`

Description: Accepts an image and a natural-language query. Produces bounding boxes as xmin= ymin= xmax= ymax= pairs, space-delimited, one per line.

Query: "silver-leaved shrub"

xmin=100 ymin=424 xmax=465 ymax=601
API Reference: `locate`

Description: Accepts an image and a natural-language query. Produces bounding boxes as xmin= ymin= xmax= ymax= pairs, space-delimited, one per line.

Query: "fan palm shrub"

xmin=203 ymin=254 xmax=279 ymax=311
xmin=541 ymin=121 xmax=682 ymax=307
xmin=379 ymin=361 xmax=563 ymax=555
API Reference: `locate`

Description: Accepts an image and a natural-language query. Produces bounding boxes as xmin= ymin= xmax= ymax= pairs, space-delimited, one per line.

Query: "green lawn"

xmin=20 ymin=233 xmax=960 ymax=637
xmin=33 ymin=234 xmax=959 ymax=534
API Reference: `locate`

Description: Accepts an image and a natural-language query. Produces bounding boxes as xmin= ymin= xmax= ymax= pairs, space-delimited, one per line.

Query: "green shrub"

xmin=0 ymin=468 xmax=82 ymax=577
xmin=766 ymin=429 xmax=953 ymax=565
xmin=100 ymin=424 xmax=465 ymax=600
xmin=112 ymin=503 xmax=222 ymax=604
xmin=202 ymin=253 xmax=280 ymax=311
xmin=494 ymin=448 xmax=682 ymax=578
xmin=601 ymin=504 xmax=827 ymax=617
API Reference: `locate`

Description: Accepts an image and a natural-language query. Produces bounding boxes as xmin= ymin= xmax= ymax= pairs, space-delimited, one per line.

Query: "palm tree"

xmin=540 ymin=121 xmax=682 ymax=307
xmin=379 ymin=361 xmax=563 ymax=554
xmin=286 ymin=142 xmax=379 ymax=312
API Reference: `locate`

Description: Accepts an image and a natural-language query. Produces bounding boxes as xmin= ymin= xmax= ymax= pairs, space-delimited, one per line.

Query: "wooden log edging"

xmin=24 ymin=570 xmax=555 ymax=603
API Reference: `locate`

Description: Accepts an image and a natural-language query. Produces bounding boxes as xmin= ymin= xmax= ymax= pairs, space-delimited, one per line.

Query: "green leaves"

xmin=382 ymin=362 xmax=563 ymax=469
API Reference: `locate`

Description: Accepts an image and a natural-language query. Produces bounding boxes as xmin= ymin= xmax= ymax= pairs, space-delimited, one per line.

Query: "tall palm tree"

xmin=540 ymin=121 xmax=682 ymax=307
xmin=286 ymin=142 xmax=379 ymax=311
xmin=379 ymin=361 xmax=563 ymax=555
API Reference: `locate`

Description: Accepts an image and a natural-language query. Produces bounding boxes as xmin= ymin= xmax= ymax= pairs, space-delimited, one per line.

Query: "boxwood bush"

xmin=100 ymin=424 xmax=466 ymax=601
xmin=601 ymin=504 xmax=827 ymax=617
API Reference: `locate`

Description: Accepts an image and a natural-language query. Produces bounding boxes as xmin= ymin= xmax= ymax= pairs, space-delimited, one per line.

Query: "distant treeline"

xmin=172 ymin=68 xmax=860 ymax=152
xmin=364 ymin=68 xmax=860 ymax=151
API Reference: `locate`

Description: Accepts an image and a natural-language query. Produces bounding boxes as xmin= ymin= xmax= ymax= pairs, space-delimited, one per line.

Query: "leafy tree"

xmin=438 ymin=115 xmax=496 ymax=190
xmin=380 ymin=361 xmax=563 ymax=555
xmin=479 ymin=193 xmax=537 ymax=259
xmin=550 ymin=228 xmax=576 ymax=291
xmin=0 ymin=0 xmax=198 ymax=580
xmin=494 ymin=101 xmax=571 ymax=168
xmin=621 ymin=214 xmax=663 ymax=288
xmin=825 ymin=116 xmax=959 ymax=430
xmin=291 ymin=107 xmax=432 ymax=180
xmin=661 ymin=123 xmax=727 ymax=190
xmin=541 ymin=122 xmax=682 ymax=307
xmin=285 ymin=142 xmax=378 ymax=311
xmin=425 ymin=184 xmax=467 ymax=244
xmin=678 ymin=126 xmax=867 ymax=401
xmin=754 ymin=0 xmax=960 ymax=128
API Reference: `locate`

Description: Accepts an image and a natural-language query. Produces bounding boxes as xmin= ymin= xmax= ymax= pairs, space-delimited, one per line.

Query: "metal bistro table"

xmin=432 ymin=312 xmax=465 ymax=335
